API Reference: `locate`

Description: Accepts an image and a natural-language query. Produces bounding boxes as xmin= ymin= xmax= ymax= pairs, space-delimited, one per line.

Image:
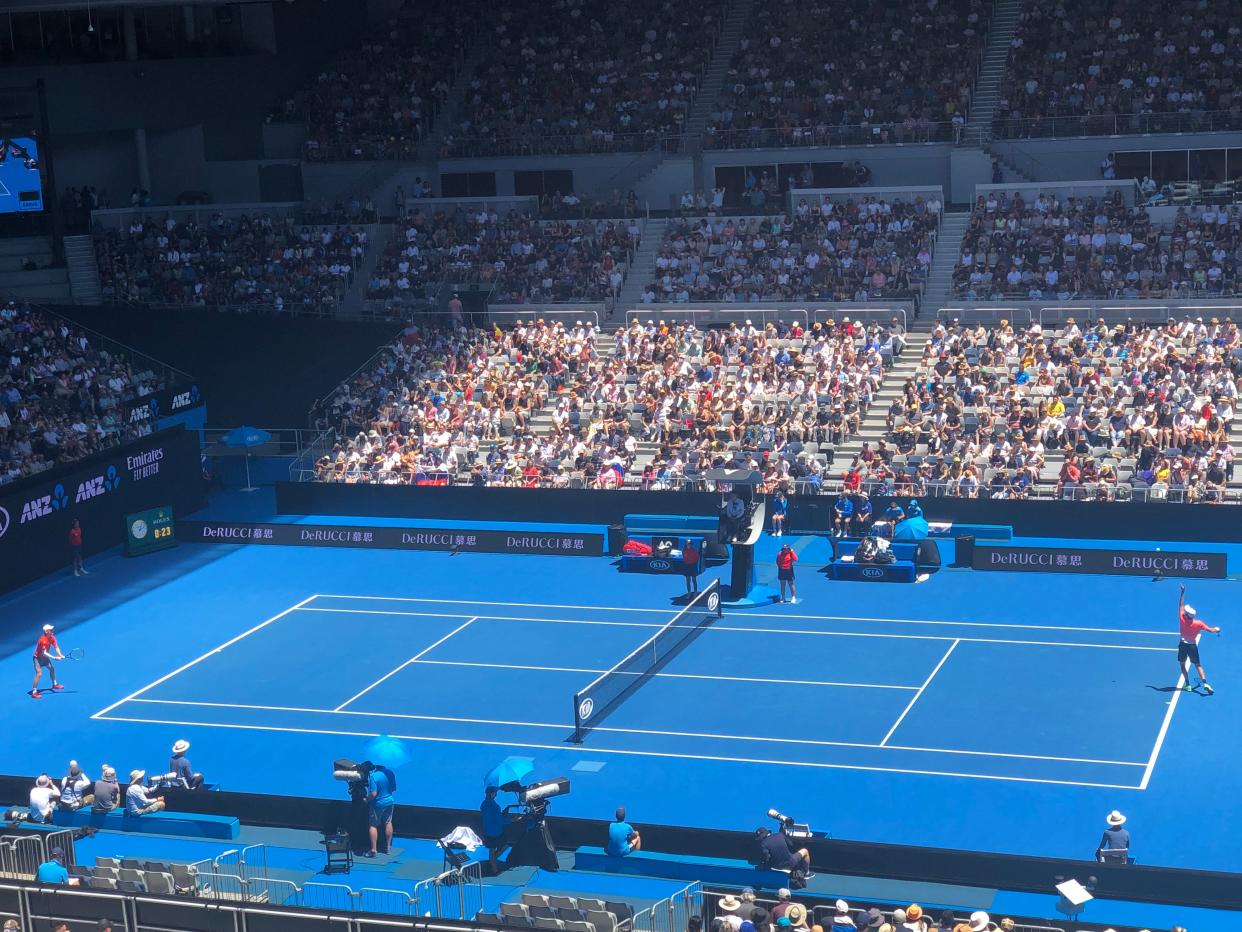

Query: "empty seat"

xmin=120 ymin=858 xmax=145 ymax=870
xmin=533 ymin=919 xmax=564 ymax=932
xmin=145 ymin=872 xmax=176 ymax=895
xmin=145 ymin=861 xmax=172 ymax=874
xmin=477 ymin=913 xmax=504 ymax=926
xmin=564 ymin=923 xmax=596 ymax=932
xmin=522 ymin=894 xmax=550 ymax=908
xmin=118 ymin=868 xmax=144 ymax=883
xmin=501 ymin=903 xmax=531 ymax=921
xmin=577 ymin=899 xmax=606 ymax=913
xmin=90 ymin=877 xmax=118 ymax=890
xmin=586 ymin=910 xmax=618 ymax=932
xmin=94 ymin=867 xmax=119 ymax=881
xmin=547 ymin=897 xmax=578 ymax=911
xmin=605 ymin=902 xmax=634 ymax=922
xmin=118 ymin=879 xmax=146 ymax=893
xmin=529 ymin=906 xmax=558 ymax=921
xmin=556 ymin=908 xmax=587 ymax=924
xmin=95 ymin=857 xmax=119 ymax=869
xmin=68 ymin=866 xmax=94 ymax=878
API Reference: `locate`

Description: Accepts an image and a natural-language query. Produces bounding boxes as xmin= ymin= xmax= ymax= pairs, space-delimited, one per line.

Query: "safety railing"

xmin=247 ymin=876 xmax=300 ymax=906
xmin=990 ymin=109 xmax=1242 ymax=140
xmin=412 ymin=861 xmax=484 ymax=920
xmin=302 ymin=881 xmax=356 ymax=911
xmin=195 ymin=871 xmax=247 ymax=901
xmin=37 ymin=303 xmax=193 ymax=388
xmin=0 ymin=836 xmax=44 ymax=880
xmin=633 ymin=882 xmax=702 ymax=932
xmin=360 ymin=886 xmax=416 ymax=915
xmin=703 ymin=120 xmax=963 ymax=150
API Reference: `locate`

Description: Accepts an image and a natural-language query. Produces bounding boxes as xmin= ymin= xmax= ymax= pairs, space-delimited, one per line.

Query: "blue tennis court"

xmin=94 ymin=590 xmax=1179 ymax=789
xmin=2 ymin=527 xmax=1238 ymax=872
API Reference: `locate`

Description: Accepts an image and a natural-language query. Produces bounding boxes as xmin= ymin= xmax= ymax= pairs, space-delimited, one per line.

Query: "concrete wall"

xmin=703 ymin=144 xmax=954 ymax=191
xmin=993 ymin=131 xmax=1242 ymax=182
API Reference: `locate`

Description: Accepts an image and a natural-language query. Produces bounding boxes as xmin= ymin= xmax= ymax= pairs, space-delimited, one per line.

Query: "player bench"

xmin=573 ymin=846 xmax=791 ymax=889
xmin=52 ymin=808 xmax=239 ymax=839
xmin=826 ymin=560 xmax=918 ymax=583
xmin=926 ymin=522 xmax=1012 ymax=541
xmin=623 ymin=514 xmax=720 ymax=544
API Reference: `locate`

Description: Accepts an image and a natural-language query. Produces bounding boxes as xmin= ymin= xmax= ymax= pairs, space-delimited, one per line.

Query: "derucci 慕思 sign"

xmin=973 ymin=544 xmax=1226 ymax=579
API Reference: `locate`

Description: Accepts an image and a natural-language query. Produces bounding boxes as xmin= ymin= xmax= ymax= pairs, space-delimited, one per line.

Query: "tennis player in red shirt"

xmin=1177 ymin=585 xmax=1221 ymax=695
xmin=31 ymin=623 xmax=66 ymax=700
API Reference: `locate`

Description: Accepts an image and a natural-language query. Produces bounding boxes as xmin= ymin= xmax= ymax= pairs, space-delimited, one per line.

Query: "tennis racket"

xmin=63 ymin=648 xmax=85 ymax=661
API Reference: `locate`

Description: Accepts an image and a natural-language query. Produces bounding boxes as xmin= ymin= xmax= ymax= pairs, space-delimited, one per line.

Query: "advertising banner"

xmin=177 ymin=521 xmax=605 ymax=557
xmin=119 ymin=383 xmax=204 ymax=429
xmin=972 ymin=544 xmax=1227 ymax=579
xmin=0 ymin=427 xmax=205 ymax=592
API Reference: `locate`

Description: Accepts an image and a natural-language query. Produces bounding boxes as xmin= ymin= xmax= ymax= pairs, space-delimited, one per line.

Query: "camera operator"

xmin=59 ymin=761 xmax=93 ymax=811
xmin=756 ymin=817 xmax=812 ymax=884
xmin=365 ymin=763 xmax=396 ymax=858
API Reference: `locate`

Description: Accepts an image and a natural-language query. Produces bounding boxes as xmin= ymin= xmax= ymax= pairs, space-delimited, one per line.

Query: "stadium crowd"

xmin=705 ymin=0 xmax=989 ymax=149
xmin=365 ymin=207 xmax=640 ymax=304
xmin=95 ymin=213 xmax=369 ymax=314
xmin=641 ymin=196 xmax=940 ymax=303
xmin=953 ymin=193 xmax=1242 ymax=299
xmin=0 ymin=302 xmax=167 ymax=486
xmin=994 ymin=0 xmax=1242 ymax=137
xmin=272 ymin=1 xmax=472 ymax=160
xmin=858 ymin=316 xmax=1239 ymax=502
xmin=312 ymin=316 xmax=901 ymax=491
xmin=441 ymin=0 xmax=725 ymax=156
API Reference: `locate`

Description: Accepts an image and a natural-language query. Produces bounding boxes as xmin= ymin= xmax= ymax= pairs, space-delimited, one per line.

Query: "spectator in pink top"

xmin=1177 ymin=584 xmax=1221 ymax=694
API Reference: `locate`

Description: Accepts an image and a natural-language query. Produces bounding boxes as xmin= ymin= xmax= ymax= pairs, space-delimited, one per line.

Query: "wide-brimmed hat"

xmin=129 ymin=769 xmax=146 ymax=783
xmin=906 ymin=906 xmax=923 ymax=921
xmin=969 ymin=912 xmax=991 ymax=932
xmin=172 ymin=739 xmax=191 ymax=754
xmin=1106 ymin=810 xmax=1127 ymax=826
xmin=865 ymin=909 xmax=884 ymax=928
xmin=718 ymin=896 xmax=741 ymax=913
xmin=786 ymin=904 xmax=807 ymax=926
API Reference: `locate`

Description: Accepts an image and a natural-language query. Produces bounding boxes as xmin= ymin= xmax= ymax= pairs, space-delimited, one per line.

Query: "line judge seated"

xmin=1095 ymin=809 xmax=1130 ymax=863
xmin=606 ymin=806 xmax=641 ymax=856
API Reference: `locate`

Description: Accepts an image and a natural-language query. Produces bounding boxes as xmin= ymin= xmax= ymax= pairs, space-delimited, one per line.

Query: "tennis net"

xmin=572 ymin=578 xmax=723 ymax=742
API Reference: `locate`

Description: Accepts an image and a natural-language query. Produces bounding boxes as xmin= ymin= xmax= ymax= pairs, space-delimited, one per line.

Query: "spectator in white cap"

xmin=59 ymin=760 xmax=93 ymax=810
xmin=968 ymin=912 xmax=992 ymax=932
xmin=771 ymin=889 xmax=793 ymax=919
xmin=1096 ymin=810 xmax=1130 ymax=863
xmin=168 ymin=739 xmax=203 ymax=789
xmin=28 ymin=773 xmax=60 ymax=822
xmin=828 ymin=900 xmax=855 ymax=928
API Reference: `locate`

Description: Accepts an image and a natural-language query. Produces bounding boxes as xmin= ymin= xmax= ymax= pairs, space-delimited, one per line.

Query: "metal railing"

xmin=36 ymin=303 xmax=193 ymax=389
xmin=990 ymin=109 xmax=1242 ymax=141
xmin=936 ymin=304 xmax=1242 ymax=327
xmin=0 ymin=836 xmax=43 ymax=880
xmin=412 ymin=861 xmax=484 ymax=919
xmin=444 ymin=130 xmax=687 ymax=159
xmin=633 ymin=882 xmax=702 ymax=932
xmin=704 ymin=120 xmax=965 ymax=150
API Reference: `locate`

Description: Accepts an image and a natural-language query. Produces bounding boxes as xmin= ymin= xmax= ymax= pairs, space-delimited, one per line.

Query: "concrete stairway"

xmin=966 ymin=0 xmax=1023 ymax=143
xmin=613 ymin=218 xmax=667 ymax=314
xmin=0 ymin=236 xmax=71 ymax=303
xmin=419 ymin=37 xmax=494 ymax=165
xmin=64 ymin=235 xmax=102 ymax=305
xmin=920 ymin=211 xmax=971 ymax=310
xmin=338 ymin=223 xmax=394 ymax=318
xmin=682 ymin=0 xmax=755 ymax=139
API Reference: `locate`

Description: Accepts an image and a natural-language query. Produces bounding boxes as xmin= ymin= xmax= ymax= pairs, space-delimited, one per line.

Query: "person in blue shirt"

xmin=606 ymin=806 xmax=641 ymax=856
xmin=881 ymin=501 xmax=905 ymax=538
xmin=366 ymin=765 xmax=396 ymax=858
xmin=851 ymin=492 xmax=874 ymax=536
xmin=831 ymin=492 xmax=854 ymax=536
xmin=35 ymin=847 xmax=69 ymax=885
xmin=770 ymin=491 xmax=788 ymax=537
xmin=480 ymin=786 xmax=507 ymax=874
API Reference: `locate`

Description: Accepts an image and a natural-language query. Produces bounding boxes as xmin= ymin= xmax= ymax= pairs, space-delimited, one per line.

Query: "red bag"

xmin=623 ymin=540 xmax=653 ymax=556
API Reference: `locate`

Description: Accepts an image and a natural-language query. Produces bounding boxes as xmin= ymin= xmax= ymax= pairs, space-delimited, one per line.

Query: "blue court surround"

xmin=2 ymin=522 xmax=1239 ymax=880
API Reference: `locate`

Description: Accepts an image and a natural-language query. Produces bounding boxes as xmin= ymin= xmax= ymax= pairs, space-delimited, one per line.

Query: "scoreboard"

xmin=125 ymin=506 xmax=176 ymax=557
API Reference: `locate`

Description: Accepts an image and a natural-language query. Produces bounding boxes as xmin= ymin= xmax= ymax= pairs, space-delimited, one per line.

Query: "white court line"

xmin=881 ymin=640 xmax=960 ymax=747
xmin=92 ymin=711 xmax=1145 ymax=790
xmin=333 ymin=617 xmax=479 ymax=711
xmin=117 ymin=697 xmax=1145 ymax=767
xmin=294 ymin=607 xmax=1176 ymax=652
xmin=91 ymin=595 xmax=320 ymax=720
xmin=1139 ymin=638 xmax=1196 ymax=790
xmin=406 ymin=658 xmax=920 ymax=690
xmin=313 ymin=594 xmax=1174 ymax=637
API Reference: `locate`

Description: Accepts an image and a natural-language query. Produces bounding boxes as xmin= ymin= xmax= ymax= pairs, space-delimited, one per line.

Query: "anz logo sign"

xmin=171 ymin=384 xmax=201 ymax=411
xmin=20 ymin=483 xmax=70 ymax=523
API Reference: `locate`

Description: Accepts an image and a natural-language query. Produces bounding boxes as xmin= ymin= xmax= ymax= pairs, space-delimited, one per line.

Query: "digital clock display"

xmin=125 ymin=506 xmax=176 ymax=556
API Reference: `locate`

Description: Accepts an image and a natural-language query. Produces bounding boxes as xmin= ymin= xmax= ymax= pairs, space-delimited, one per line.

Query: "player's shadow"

xmin=1146 ymin=684 xmax=1204 ymax=696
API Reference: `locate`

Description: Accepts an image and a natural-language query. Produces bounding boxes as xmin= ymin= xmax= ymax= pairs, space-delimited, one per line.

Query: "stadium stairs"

xmin=614 ymin=218 xmax=668 ymax=311
xmin=64 ymin=233 xmax=103 ymax=305
xmin=965 ymin=0 xmax=1023 ymax=146
xmin=681 ymin=0 xmax=757 ymax=143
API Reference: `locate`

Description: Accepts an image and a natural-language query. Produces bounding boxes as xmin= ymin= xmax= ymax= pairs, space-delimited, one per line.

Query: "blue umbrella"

xmin=220 ymin=426 xmax=272 ymax=448
xmin=485 ymin=757 xmax=534 ymax=791
xmin=219 ymin=426 xmax=271 ymax=492
xmin=365 ymin=735 xmax=411 ymax=768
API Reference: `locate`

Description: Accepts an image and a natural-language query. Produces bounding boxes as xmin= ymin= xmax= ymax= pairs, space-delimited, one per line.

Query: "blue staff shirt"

xmin=36 ymin=859 xmax=68 ymax=884
xmin=367 ymin=770 xmax=395 ymax=809
xmin=481 ymin=798 xmax=505 ymax=838
xmin=607 ymin=820 xmax=636 ymax=856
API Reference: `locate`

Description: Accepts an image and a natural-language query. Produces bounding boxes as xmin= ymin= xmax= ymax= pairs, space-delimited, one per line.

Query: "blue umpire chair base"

xmin=52 ymin=808 xmax=240 ymax=839
xmin=826 ymin=559 xmax=918 ymax=583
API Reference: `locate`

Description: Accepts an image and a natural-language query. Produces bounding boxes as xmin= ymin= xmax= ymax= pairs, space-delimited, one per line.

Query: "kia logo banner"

xmin=178 ymin=521 xmax=604 ymax=556
xmin=973 ymin=544 xmax=1227 ymax=579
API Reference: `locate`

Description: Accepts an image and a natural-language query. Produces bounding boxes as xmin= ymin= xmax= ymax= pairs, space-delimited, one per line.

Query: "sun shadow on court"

xmin=1146 ymin=684 xmax=1206 ymax=697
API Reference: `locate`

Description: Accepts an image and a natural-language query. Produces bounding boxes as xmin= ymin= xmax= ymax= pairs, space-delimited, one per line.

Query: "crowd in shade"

xmin=441 ymin=0 xmax=725 ymax=156
xmin=994 ymin=0 xmax=1242 ymax=137
xmin=953 ymin=191 xmax=1242 ymax=299
xmin=853 ymin=316 xmax=1238 ymax=502
xmin=641 ymin=195 xmax=940 ymax=303
xmin=272 ymin=0 xmax=473 ymax=160
xmin=94 ymin=214 xmax=369 ymax=314
xmin=0 ymin=302 xmax=168 ymax=486
xmin=312 ymin=317 xmax=904 ymax=491
xmin=705 ymin=0 xmax=989 ymax=149
xmin=365 ymin=207 xmax=640 ymax=304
